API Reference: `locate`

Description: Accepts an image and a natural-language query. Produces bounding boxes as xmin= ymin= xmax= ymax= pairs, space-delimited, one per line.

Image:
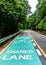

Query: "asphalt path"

xmin=0 ymin=32 xmax=42 ymax=65
xmin=24 ymin=30 xmax=46 ymax=65
xmin=28 ymin=30 xmax=46 ymax=53
xmin=0 ymin=30 xmax=46 ymax=65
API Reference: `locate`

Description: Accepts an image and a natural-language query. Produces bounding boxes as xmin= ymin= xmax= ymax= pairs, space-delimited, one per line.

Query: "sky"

xmin=28 ymin=0 xmax=38 ymax=15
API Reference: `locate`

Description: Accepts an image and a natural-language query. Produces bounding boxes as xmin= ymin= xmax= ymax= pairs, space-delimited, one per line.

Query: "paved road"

xmin=28 ymin=30 xmax=46 ymax=53
xmin=24 ymin=30 xmax=46 ymax=65
xmin=0 ymin=30 xmax=46 ymax=65
xmin=0 ymin=32 xmax=42 ymax=65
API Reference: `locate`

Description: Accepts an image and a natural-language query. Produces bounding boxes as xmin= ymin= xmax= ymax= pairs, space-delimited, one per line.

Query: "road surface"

xmin=0 ymin=30 xmax=46 ymax=65
xmin=24 ymin=30 xmax=46 ymax=65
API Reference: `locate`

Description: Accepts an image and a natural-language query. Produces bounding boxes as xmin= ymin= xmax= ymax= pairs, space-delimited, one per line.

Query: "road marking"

xmin=28 ymin=32 xmax=46 ymax=58
xmin=0 ymin=33 xmax=21 ymax=55
xmin=31 ymin=40 xmax=34 ymax=42
xmin=0 ymin=41 xmax=13 ymax=55
xmin=36 ymin=49 xmax=42 ymax=56
xmin=33 ymin=43 xmax=36 ymax=46
xmin=0 ymin=36 xmax=42 ymax=65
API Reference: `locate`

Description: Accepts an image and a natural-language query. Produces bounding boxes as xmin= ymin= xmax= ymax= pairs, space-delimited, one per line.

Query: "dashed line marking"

xmin=28 ymin=32 xmax=46 ymax=58
xmin=33 ymin=43 xmax=36 ymax=46
xmin=36 ymin=49 xmax=42 ymax=56
xmin=31 ymin=40 xmax=34 ymax=42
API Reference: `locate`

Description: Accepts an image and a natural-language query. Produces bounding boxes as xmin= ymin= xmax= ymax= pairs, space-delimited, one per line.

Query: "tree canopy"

xmin=0 ymin=0 xmax=46 ymax=38
xmin=0 ymin=0 xmax=31 ymax=38
xmin=28 ymin=0 xmax=46 ymax=31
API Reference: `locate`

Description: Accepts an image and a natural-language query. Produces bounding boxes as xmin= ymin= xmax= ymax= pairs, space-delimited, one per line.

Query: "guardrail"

xmin=0 ymin=32 xmax=21 ymax=44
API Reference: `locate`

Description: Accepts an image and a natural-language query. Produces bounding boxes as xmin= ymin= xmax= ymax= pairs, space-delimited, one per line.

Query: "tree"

xmin=27 ymin=0 xmax=46 ymax=31
xmin=0 ymin=0 xmax=31 ymax=38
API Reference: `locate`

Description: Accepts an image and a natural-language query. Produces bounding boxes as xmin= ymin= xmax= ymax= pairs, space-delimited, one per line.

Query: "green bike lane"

xmin=0 ymin=36 xmax=42 ymax=65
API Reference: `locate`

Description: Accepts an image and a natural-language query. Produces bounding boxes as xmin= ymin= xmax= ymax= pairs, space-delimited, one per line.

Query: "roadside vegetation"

xmin=0 ymin=0 xmax=31 ymax=38
xmin=28 ymin=0 xmax=46 ymax=31
xmin=0 ymin=0 xmax=46 ymax=38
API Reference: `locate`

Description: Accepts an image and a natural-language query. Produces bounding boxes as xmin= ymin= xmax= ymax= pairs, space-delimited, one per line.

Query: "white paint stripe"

xmin=36 ymin=49 xmax=42 ymax=56
xmin=0 ymin=33 xmax=21 ymax=55
xmin=31 ymin=40 xmax=33 ymax=42
xmin=0 ymin=37 xmax=16 ymax=55
xmin=0 ymin=42 xmax=12 ymax=55
xmin=33 ymin=43 xmax=36 ymax=46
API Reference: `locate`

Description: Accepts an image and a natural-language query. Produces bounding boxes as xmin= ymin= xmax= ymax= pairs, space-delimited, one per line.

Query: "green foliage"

xmin=36 ymin=19 xmax=44 ymax=30
xmin=28 ymin=0 xmax=46 ymax=31
xmin=0 ymin=0 xmax=31 ymax=38
xmin=1 ymin=0 xmax=46 ymax=38
xmin=36 ymin=16 xmax=46 ymax=31
xmin=17 ymin=23 xmax=23 ymax=31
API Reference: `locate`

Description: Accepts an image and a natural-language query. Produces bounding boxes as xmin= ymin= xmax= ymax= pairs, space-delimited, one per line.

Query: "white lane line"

xmin=0 ymin=42 xmax=12 ymax=55
xmin=36 ymin=49 xmax=42 ymax=56
xmin=33 ymin=43 xmax=36 ymax=46
xmin=31 ymin=40 xmax=34 ymax=42
xmin=0 ymin=33 xmax=21 ymax=55
xmin=0 ymin=38 xmax=16 ymax=55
